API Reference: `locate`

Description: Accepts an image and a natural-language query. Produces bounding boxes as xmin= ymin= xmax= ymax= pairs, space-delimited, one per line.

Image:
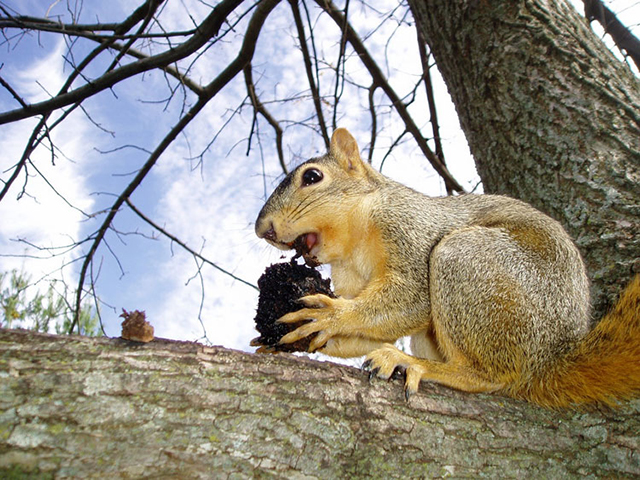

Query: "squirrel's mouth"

xmin=289 ymin=233 xmax=321 ymax=267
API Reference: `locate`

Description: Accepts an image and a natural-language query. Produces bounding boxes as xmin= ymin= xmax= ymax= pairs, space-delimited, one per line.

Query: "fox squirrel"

xmin=255 ymin=128 xmax=640 ymax=408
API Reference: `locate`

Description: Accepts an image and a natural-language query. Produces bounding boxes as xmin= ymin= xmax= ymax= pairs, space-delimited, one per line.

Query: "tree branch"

xmin=330 ymin=0 xmax=350 ymax=131
xmin=105 ymin=0 xmax=164 ymax=72
xmin=583 ymin=0 xmax=640 ymax=70
xmin=244 ymin=65 xmax=287 ymax=175
xmin=70 ymin=0 xmax=281 ymax=333
xmin=126 ymin=199 xmax=257 ymax=291
xmin=0 ymin=73 xmax=28 ymax=109
xmin=111 ymin=43 xmax=205 ymax=95
xmin=315 ymin=0 xmax=465 ymax=193
xmin=416 ymin=26 xmax=450 ymax=194
xmin=0 ymin=0 xmax=244 ymax=125
xmin=0 ymin=0 xmax=189 ymax=203
xmin=367 ymin=83 xmax=378 ymax=164
xmin=289 ymin=0 xmax=330 ymax=150
xmin=2 ymin=328 xmax=639 ymax=477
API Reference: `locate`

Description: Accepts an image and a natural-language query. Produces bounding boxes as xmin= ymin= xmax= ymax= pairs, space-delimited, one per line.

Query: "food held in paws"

xmin=252 ymin=260 xmax=334 ymax=353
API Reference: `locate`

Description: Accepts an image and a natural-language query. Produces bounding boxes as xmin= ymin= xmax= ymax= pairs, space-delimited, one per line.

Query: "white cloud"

xmin=0 ymin=40 xmax=93 ymax=288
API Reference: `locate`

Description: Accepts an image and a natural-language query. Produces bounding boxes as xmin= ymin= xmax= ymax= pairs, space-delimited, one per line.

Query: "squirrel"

xmin=255 ymin=127 xmax=640 ymax=408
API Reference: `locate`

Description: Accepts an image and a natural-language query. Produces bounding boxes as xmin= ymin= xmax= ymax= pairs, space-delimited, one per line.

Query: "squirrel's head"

xmin=255 ymin=128 xmax=380 ymax=266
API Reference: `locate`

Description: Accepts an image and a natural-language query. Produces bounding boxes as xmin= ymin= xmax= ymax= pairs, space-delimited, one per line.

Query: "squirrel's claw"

xmin=365 ymin=344 xmax=422 ymax=398
xmin=363 ymin=344 xmax=399 ymax=380
xmin=279 ymin=321 xmax=315 ymax=344
xmin=360 ymin=359 xmax=379 ymax=383
xmin=277 ymin=309 xmax=333 ymax=345
xmin=277 ymin=310 xmax=311 ymax=325
xmin=404 ymin=385 xmax=413 ymax=402
xmin=276 ymin=294 xmax=338 ymax=325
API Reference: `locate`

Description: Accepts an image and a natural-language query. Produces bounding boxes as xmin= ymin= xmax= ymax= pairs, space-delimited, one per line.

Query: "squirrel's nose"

xmin=262 ymin=225 xmax=277 ymax=242
xmin=255 ymin=216 xmax=277 ymax=241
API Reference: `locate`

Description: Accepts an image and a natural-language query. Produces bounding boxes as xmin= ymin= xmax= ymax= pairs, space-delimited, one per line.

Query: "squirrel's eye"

xmin=301 ymin=168 xmax=323 ymax=186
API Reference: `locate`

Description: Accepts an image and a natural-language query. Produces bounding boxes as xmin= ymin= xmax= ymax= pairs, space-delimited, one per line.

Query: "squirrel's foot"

xmin=363 ymin=344 xmax=424 ymax=399
xmin=365 ymin=344 xmax=506 ymax=399
xmin=277 ymin=294 xmax=348 ymax=352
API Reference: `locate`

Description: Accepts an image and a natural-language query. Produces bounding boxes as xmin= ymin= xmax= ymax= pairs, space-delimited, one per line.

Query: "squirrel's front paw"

xmin=363 ymin=344 xmax=423 ymax=400
xmin=278 ymin=294 xmax=346 ymax=352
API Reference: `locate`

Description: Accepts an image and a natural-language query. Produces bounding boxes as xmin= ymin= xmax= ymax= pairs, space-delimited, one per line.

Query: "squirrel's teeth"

xmin=305 ymin=232 xmax=318 ymax=251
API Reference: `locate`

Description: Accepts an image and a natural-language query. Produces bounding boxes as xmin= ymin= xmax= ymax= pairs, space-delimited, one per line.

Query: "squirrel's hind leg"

xmin=364 ymin=344 xmax=503 ymax=399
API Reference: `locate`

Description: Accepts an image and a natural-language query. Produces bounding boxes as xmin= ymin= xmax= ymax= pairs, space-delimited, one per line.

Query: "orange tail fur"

xmin=515 ymin=276 xmax=640 ymax=408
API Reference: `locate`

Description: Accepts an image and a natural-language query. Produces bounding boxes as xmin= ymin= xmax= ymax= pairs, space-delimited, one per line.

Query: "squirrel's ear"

xmin=330 ymin=128 xmax=364 ymax=172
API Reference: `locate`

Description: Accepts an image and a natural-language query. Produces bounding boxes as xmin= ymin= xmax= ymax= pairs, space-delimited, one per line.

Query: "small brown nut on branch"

xmin=252 ymin=260 xmax=334 ymax=353
xmin=120 ymin=309 xmax=154 ymax=343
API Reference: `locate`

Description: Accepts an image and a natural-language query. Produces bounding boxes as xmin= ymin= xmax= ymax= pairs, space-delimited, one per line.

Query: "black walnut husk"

xmin=252 ymin=260 xmax=335 ymax=353
xmin=120 ymin=309 xmax=154 ymax=343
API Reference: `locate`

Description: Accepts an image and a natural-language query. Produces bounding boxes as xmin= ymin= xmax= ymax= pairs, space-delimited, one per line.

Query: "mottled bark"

xmin=1 ymin=329 xmax=639 ymax=478
xmin=409 ymin=0 xmax=640 ymax=318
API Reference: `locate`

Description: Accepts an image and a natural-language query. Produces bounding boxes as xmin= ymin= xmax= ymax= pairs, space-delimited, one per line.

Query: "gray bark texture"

xmin=409 ymin=0 xmax=640 ymax=318
xmin=1 ymin=329 xmax=639 ymax=479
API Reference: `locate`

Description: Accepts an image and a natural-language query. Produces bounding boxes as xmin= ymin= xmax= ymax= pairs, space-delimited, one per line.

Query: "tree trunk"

xmin=409 ymin=0 xmax=640 ymax=318
xmin=1 ymin=329 xmax=639 ymax=478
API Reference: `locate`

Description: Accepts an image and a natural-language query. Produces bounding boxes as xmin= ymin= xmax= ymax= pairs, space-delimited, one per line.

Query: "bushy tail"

xmin=516 ymin=276 xmax=640 ymax=408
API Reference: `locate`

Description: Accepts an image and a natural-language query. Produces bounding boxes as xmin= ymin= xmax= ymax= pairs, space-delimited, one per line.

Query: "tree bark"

xmin=409 ymin=0 xmax=640 ymax=318
xmin=1 ymin=329 xmax=639 ymax=478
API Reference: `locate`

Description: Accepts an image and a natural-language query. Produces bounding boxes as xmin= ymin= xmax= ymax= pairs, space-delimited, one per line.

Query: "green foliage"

xmin=0 ymin=270 xmax=101 ymax=336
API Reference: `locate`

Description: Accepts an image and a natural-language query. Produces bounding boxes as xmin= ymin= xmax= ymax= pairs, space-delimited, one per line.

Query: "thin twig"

xmin=367 ymin=83 xmax=378 ymax=164
xmin=331 ymin=0 xmax=350 ymax=131
xmin=244 ymin=64 xmax=287 ymax=175
xmin=0 ymin=0 xmax=182 ymax=203
xmin=126 ymin=199 xmax=257 ymax=291
xmin=416 ymin=26 xmax=449 ymax=194
xmin=0 ymin=73 xmax=28 ymax=108
xmin=289 ymin=0 xmax=330 ymax=150
xmin=105 ymin=0 xmax=163 ymax=72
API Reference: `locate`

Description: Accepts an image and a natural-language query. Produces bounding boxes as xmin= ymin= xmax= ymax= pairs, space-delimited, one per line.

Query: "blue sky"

xmin=0 ymin=0 xmax=637 ymax=355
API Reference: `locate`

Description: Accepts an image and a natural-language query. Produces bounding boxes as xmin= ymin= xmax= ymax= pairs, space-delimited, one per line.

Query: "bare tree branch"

xmin=315 ymin=0 xmax=465 ymax=193
xmin=105 ymin=0 xmax=164 ymax=72
xmin=70 ymin=0 xmax=280 ymax=333
xmin=0 ymin=0 xmax=169 ymax=36
xmin=416 ymin=26 xmax=450 ymax=194
xmin=289 ymin=0 xmax=330 ymax=150
xmin=244 ymin=64 xmax=287 ymax=175
xmin=111 ymin=43 xmax=205 ymax=95
xmin=367 ymin=83 xmax=377 ymax=164
xmin=0 ymin=0 xmax=244 ymax=125
xmin=126 ymin=199 xmax=257 ymax=291
xmin=0 ymin=0 xmax=189 ymax=203
xmin=583 ymin=0 xmax=640 ymax=70
xmin=0 ymin=72 xmax=29 ymax=108
xmin=330 ymin=0 xmax=350 ymax=131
